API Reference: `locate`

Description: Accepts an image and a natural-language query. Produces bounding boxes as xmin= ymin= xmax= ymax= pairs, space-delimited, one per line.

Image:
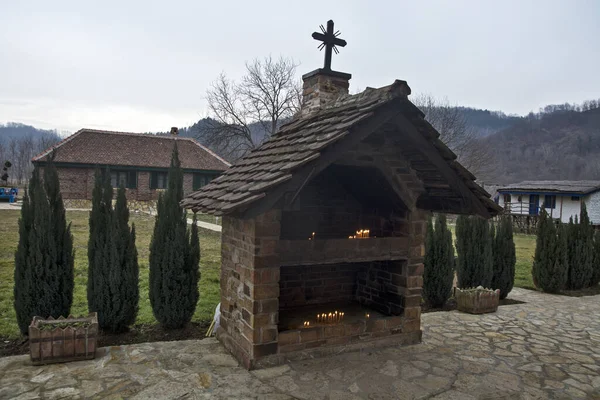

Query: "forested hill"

xmin=3 ymin=99 xmax=600 ymax=184
xmin=456 ymin=107 xmax=521 ymax=137
xmin=484 ymin=106 xmax=600 ymax=183
xmin=0 ymin=123 xmax=61 ymax=141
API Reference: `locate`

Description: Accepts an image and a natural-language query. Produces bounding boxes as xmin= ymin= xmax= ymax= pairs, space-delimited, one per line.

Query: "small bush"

xmin=592 ymin=230 xmax=600 ymax=287
xmin=87 ymin=171 xmax=139 ymax=332
xmin=423 ymin=214 xmax=454 ymax=307
xmin=14 ymin=156 xmax=74 ymax=335
xmin=149 ymin=144 xmax=200 ymax=329
xmin=456 ymin=215 xmax=493 ymax=288
xmin=566 ymin=203 xmax=594 ymax=290
xmin=491 ymin=216 xmax=516 ymax=299
xmin=532 ymin=209 xmax=567 ymax=293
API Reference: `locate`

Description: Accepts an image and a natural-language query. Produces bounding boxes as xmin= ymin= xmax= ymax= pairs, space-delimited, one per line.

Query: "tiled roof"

xmin=181 ymin=80 xmax=501 ymax=217
xmin=497 ymin=181 xmax=600 ymax=194
xmin=32 ymin=129 xmax=230 ymax=171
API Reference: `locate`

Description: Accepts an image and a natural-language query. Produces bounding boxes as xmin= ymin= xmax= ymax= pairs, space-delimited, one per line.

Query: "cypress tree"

xmin=566 ymin=204 xmax=594 ymax=290
xmin=532 ymin=209 xmax=567 ymax=293
xmin=491 ymin=216 xmax=516 ymax=299
xmin=149 ymin=143 xmax=200 ymax=329
xmin=592 ymin=230 xmax=600 ymax=287
xmin=14 ymin=156 xmax=74 ymax=335
xmin=423 ymin=214 xmax=454 ymax=307
xmin=455 ymin=215 xmax=470 ymax=287
xmin=87 ymin=171 xmax=139 ymax=332
xmin=456 ymin=215 xmax=493 ymax=288
xmin=113 ymin=185 xmax=139 ymax=330
xmin=87 ymin=170 xmax=113 ymax=315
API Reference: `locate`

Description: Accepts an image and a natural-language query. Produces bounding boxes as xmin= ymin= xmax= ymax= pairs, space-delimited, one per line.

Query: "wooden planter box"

xmin=455 ymin=287 xmax=500 ymax=314
xmin=29 ymin=313 xmax=98 ymax=365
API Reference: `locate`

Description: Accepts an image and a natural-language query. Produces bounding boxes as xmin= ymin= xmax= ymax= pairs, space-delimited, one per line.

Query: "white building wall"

xmin=498 ymin=192 xmax=583 ymax=223
xmin=585 ymin=191 xmax=600 ymax=225
xmin=556 ymin=196 xmax=582 ymax=223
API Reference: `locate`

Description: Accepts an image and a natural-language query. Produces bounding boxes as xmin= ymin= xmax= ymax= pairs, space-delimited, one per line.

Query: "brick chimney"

xmin=301 ymin=69 xmax=352 ymax=115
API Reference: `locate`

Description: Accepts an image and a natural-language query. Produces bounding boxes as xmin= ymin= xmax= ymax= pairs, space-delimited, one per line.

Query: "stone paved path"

xmin=1 ymin=288 xmax=599 ymax=399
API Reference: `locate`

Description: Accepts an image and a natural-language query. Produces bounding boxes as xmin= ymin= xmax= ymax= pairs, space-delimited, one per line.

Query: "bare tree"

xmin=204 ymin=56 xmax=301 ymax=160
xmin=413 ymin=94 xmax=499 ymax=182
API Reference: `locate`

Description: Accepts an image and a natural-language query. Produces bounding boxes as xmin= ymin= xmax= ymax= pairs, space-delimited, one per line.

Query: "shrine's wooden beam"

xmin=393 ymin=113 xmax=491 ymax=218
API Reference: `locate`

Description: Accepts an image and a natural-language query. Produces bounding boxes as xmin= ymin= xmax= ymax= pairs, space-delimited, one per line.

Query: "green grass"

xmin=186 ymin=210 xmax=222 ymax=226
xmin=0 ymin=210 xmax=221 ymax=340
xmin=513 ymin=234 xmax=537 ymax=289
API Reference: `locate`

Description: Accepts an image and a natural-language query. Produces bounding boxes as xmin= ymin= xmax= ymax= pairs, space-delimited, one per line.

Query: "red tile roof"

xmin=32 ymin=129 xmax=230 ymax=171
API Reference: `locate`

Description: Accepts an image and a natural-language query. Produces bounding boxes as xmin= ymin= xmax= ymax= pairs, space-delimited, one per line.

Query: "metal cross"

xmin=312 ymin=20 xmax=347 ymax=71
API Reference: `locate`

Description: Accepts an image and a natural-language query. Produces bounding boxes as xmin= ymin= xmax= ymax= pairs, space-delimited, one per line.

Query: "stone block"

xmin=387 ymin=316 xmax=404 ymax=329
xmin=253 ymin=343 xmax=278 ymax=358
xmin=299 ymin=328 xmax=321 ymax=343
xmin=366 ymin=318 xmax=387 ymax=333
xmin=279 ymin=343 xmax=306 ymax=354
xmin=278 ymin=330 xmax=300 ymax=346
xmin=253 ymin=284 xmax=279 ymax=300
xmin=403 ymin=295 xmax=421 ymax=308
xmin=261 ymin=328 xmax=278 ymax=344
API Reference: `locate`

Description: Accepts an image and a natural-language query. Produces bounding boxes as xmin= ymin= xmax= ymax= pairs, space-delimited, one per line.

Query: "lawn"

xmin=0 ymin=209 xmax=221 ymax=340
xmin=513 ymin=233 xmax=537 ymax=289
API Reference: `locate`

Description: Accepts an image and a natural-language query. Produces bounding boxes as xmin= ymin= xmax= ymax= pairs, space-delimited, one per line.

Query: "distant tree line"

xmin=0 ymin=123 xmax=61 ymax=185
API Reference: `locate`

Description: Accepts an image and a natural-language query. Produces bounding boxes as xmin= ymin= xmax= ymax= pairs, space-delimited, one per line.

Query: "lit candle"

xmin=312 ymin=232 xmax=315 ymax=240
xmin=366 ymin=313 xmax=370 ymax=319
xmin=328 ymin=312 xmax=332 ymax=323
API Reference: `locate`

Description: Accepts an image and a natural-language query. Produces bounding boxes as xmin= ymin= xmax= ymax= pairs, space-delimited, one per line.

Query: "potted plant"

xmin=29 ymin=313 xmax=98 ymax=365
xmin=455 ymin=286 xmax=500 ymax=314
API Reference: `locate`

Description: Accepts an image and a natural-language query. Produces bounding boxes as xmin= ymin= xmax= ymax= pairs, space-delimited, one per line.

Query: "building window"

xmin=110 ymin=170 xmax=137 ymax=189
xmin=150 ymin=171 xmax=168 ymax=189
xmin=544 ymin=195 xmax=556 ymax=209
xmin=517 ymin=195 xmax=523 ymax=202
xmin=503 ymin=194 xmax=511 ymax=204
xmin=571 ymin=196 xmax=581 ymax=201
xmin=193 ymin=173 xmax=213 ymax=190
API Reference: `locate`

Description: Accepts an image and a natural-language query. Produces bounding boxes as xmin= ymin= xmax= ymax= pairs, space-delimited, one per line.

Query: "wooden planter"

xmin=29 ymin=313 xmax=98 ymax=365
xmin=455 ymin=287 xmax=500 ymax=314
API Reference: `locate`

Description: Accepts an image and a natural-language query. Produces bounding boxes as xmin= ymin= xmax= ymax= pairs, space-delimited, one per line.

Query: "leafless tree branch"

xmin=203 ymin=56 xmax=301 ymax=160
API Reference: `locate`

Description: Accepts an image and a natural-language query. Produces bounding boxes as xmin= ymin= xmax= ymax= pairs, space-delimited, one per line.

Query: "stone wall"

xmin=279 ymin=264 xmax=359 ymax=310
xmin=216 ymin=209 xmax=282 ymax=369
xmin=356 ymin=260 xmax=405 ymax=316
xmin=216 ymin=207 xmax=427 ymax=369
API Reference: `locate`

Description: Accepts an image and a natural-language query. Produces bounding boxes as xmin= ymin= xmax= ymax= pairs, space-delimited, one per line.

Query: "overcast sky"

xmin=1 ymin=0 xmax=599 ymax=133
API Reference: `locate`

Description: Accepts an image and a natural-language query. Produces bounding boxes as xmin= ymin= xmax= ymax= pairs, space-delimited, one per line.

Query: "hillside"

xmin=2 ymin=99 xmax=600 ymax=184
xmin=484 ymin=107 xmax=600 ymax=183
xmin=0 ymin=122 xmax=61 ymax=142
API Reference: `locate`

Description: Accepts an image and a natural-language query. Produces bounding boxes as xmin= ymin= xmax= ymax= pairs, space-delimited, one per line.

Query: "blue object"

xmin=0 ymin=187 xmax=18 ymax=203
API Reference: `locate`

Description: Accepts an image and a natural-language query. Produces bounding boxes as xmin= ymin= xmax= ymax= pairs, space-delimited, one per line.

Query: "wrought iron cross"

xmin=312 ymin=20 xmax=347 ymax=71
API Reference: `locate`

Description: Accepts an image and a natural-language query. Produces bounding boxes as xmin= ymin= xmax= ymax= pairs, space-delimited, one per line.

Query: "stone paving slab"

xmin=1 ymin=288 xmax=599 ymax=399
